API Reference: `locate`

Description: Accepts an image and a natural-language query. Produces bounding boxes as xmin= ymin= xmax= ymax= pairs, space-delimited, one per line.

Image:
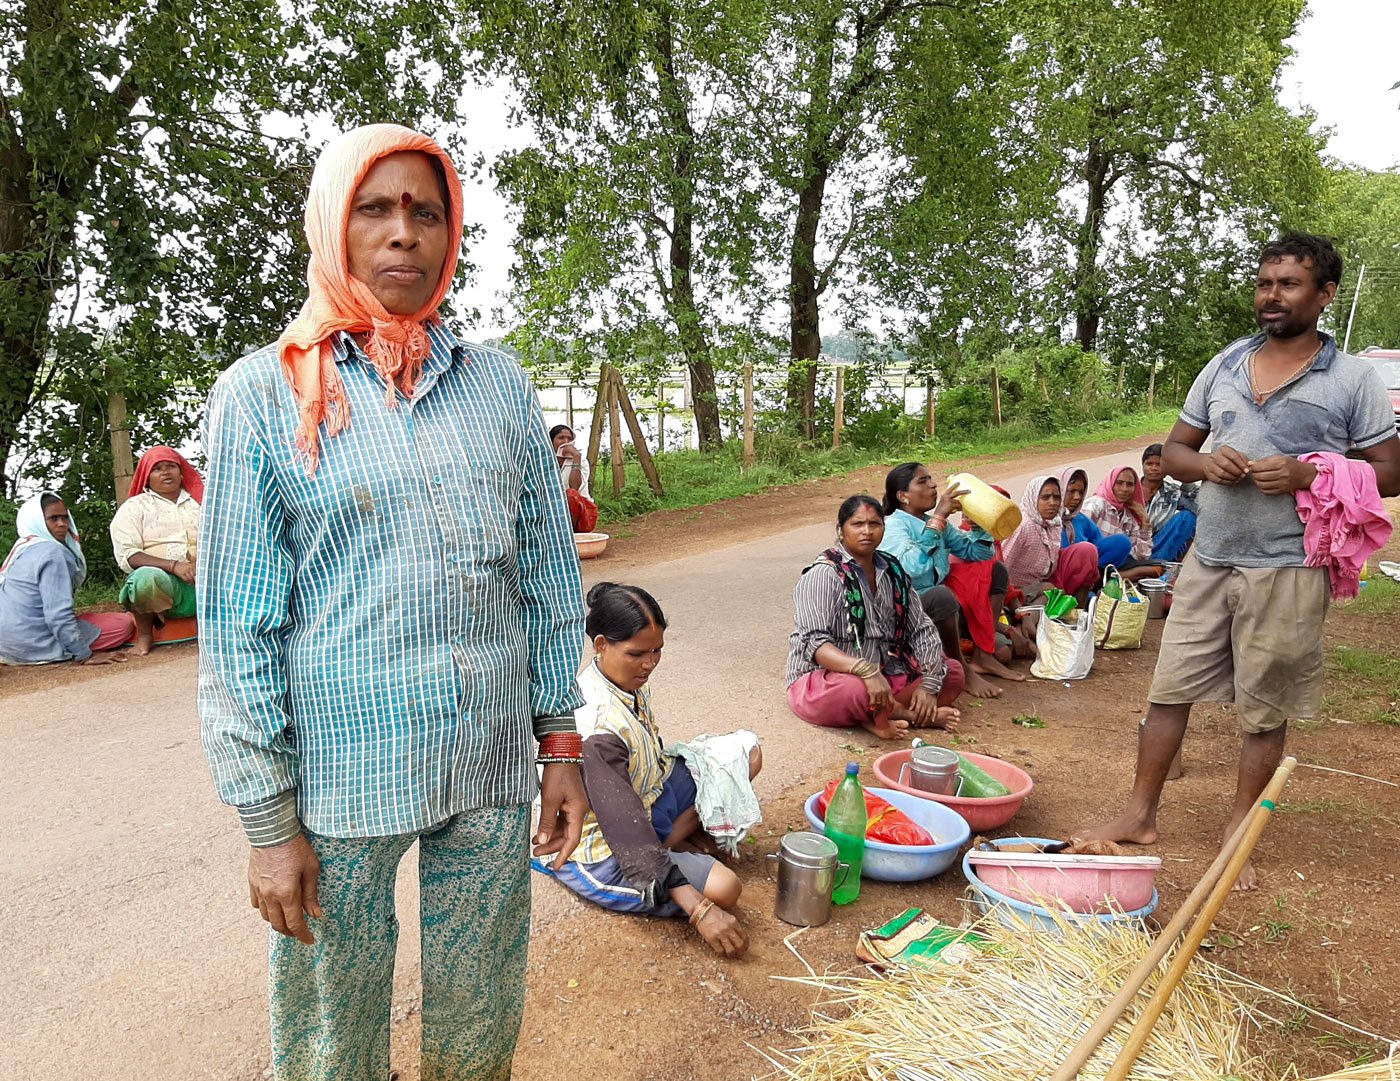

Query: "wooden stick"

xmin=741 ymin=361 xmax=755 ymax=468
xmin=1103 ymin=756 xmax=1297 ymax=1081
xmin=586 ymin=366 xmax=608 ymax=484
xmin=1049 ymin=755 xmax=1297 ymax=1081
xmin=612 ymin=367 xmax=664 ymax=497
xmin=832 ymin=366 xmax=845 ymax=450
xmin=607 ymin=370 xmax=626 ymax=498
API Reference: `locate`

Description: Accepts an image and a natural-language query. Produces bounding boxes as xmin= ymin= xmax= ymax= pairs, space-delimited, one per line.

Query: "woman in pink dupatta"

xmin=1001 ymin=475 xmax=1099 ymax=602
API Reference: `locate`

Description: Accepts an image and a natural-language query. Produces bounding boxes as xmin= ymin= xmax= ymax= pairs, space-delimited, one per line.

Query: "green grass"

xmin=1343 ymin=573 xmax=1400 ymax=616
xmin=1323 ymin=644 xmax=1400 ymax=726
xmin=592 ymin=406 xmax=1179 ymax=524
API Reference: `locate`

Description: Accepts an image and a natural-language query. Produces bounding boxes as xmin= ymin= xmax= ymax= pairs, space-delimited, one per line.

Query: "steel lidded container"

xmin=899 ymin=745 xmax=962 ymax=796
xmin=773 ymin=832 xmax=846 ymax=927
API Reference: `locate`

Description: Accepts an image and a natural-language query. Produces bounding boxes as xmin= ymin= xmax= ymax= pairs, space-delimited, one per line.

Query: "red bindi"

xmin=400 ymin=192 xmax=412 ymax=208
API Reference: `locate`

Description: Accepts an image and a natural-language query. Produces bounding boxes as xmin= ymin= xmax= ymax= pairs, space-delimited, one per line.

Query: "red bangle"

xmin=539 ymin=733 xmax=583 ymax=759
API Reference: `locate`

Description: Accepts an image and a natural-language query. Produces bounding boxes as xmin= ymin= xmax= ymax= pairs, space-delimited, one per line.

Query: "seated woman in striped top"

xmin=787 ymin=495 xmax=963 ymax=740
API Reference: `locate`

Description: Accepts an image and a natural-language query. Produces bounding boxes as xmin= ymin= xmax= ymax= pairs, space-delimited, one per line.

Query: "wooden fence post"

xmin=607 ymin=371 xmax=626 ymax=497
xmin=565 ymin=384 xmax=575 ymax=431
xmin=108 ymin=391 xmax=135 ymax=503
xmin=1147 ymin=364 xmax=1157 ymax=410
xmin=1117 ymin=361 xmax=1126 ymax=397
xmin=925 ymin=379 xmax=936 ymax=439
xmin=586 ymin=367 xmax=608 ymax=484
xmin=742 ymin=361 xmax=755 ymax=468
xmin=612 ymin=368 xmax=665 ymax=498
xmin=992 ymin=365 xmax=1002 ymax=427
xmin=832 ymin=365 xmax=846 ymax=450
xmin=656 ymin=382 xmax=665 ymax=455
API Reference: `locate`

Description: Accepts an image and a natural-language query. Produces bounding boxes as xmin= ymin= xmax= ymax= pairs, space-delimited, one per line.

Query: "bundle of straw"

xmin=759 ymin=913 xmax=1280 ymax=1081
xmin=1308 ymin=1056 xmax=1399 ymax=1081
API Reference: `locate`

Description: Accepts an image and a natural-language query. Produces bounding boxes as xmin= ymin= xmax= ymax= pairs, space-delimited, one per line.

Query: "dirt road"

xmin=4 ymin=436 xmax=1397 ymax=1080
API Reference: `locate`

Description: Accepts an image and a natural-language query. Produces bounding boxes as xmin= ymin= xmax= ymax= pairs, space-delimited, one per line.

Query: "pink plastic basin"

xmin=967 ymin=847 xmax=1161 ymax=914
xmin=871 ymin=749 xmax=1032 ymax=832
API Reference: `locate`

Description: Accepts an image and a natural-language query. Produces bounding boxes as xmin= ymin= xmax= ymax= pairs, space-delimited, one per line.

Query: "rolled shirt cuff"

xmin=533 ymin=713 xmax=578 ymax=740
xmin=237 ymin=789 xmax=302 ymax=848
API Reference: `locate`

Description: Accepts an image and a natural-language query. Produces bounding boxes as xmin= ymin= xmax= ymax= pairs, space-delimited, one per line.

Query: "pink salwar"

xmin=1047 ymin=540 xmax=1100 ymax=595
xmin=80 ymin=611 xmax=136 ymax=652
xmin=788 ymin=660 xmax=965 ymax=730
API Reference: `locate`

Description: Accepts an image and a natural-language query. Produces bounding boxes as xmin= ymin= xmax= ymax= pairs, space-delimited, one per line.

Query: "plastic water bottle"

xmin=825 ymin=762 xmax=867 ymax=905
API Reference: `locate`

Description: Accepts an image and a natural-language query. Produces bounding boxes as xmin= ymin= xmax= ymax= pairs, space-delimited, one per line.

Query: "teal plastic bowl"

xmin=803 ymin=785 xmax=971 ymax=883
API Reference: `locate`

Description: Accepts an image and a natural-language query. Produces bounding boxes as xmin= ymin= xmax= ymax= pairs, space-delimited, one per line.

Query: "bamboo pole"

xmin=607 ymin=371 xmax=626 ymax=497
xmin=108 ymin=391 xmax=135 ymax=503
xmin=992 ymin=365 xmax=1002 ymax=426
xmin=1050 ymin=754 xmax=1299 ymax=1081
xmin=656 ymin=382 xmax=665 ymax=455
xmin=586 ymin=366 xmax=609 ymax=484
xmin=612 ymin=368 xmax=664 ymax=497
xmin=742 ymin=361 xmax=755 ymax=468
xmin=925 ymin=379 xmax=936 ymax=439
xmin=565 ymin=383 xmax=575 ymax=431
xmin=1104 ymin=759 xmax=1297 ymax=1080
xmin=832 ymin=366 xmax=845 ymax=450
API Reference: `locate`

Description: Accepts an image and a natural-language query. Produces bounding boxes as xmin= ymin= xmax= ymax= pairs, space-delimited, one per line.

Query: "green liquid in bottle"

xmin=825 ymin=762 xmax=866 ymax=905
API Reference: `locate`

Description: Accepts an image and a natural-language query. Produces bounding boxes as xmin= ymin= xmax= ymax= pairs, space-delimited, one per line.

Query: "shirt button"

xmin=433 ymin=476 xmax=443 ymax=485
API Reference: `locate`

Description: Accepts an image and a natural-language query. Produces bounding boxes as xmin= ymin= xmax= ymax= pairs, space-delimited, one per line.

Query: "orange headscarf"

xmin=276 ymin=124 xmax=465 ymax=471
xmin=130 ymin=445 xmax=204 ymax=503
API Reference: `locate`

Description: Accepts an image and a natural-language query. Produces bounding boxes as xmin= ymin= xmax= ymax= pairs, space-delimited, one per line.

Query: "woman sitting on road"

xmin=787 ymin=495 xmax=963 ymax=740
xmin=1058 ymin=465 xmax=1132 ymax=570
xmin=1139 ymin=443 xmax=1198 ymax=563
xmin=109 ymin=446 xmax=202 ymax=654
xmin=0 ymin=493 xmax=134 ymax=666
xmin=878 ymin=462 xmax=1020 ymax=699
xmin=1079 ymin=465 xmax=1163 ymax=581
xmin=1002 ymin=475 xmax=1100 ymax=605
xmin=549 ymin=423 xmax=599 ymax=534
xmin=547 ymin=582 xmax=756 ymax=958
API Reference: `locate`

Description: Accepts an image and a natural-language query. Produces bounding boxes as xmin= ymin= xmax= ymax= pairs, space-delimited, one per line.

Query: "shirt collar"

xmin=590 ymin=656 xmax=643 ymax=713
xmin=1220 ymin=331 xmax=1337 ymax=373
xmin=329 ymin=321 xmax=467 ymax=377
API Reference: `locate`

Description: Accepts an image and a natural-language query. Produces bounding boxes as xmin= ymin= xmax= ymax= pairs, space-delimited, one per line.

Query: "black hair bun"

xmin=585 ymin=582 xmax=618 ymax=608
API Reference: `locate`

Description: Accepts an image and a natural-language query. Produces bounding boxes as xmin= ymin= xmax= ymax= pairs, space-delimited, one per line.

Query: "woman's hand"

xmin=693 ymin=902 xmax=748 ymax=957
xmin=172 ymin=559 xmax=197 ymax=585
xmin=79 ymin=652 xmax=128 ymax=666
xmin=557 ymin=441 xmax=581 ymax=464
xmin=933 ymin=482 xmax=970 ymax=521
xmin=862 ymin=671 xmax=895 ymax=713
xmin=1128 ymin=501 xmax=1148 ymax=525
xmin=534 ymin=762 xmax=589 ymax=870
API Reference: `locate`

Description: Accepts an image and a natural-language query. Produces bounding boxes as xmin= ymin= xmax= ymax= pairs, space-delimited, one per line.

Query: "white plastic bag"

xmin=1030 ymin=596 xmax=1097 ymax=680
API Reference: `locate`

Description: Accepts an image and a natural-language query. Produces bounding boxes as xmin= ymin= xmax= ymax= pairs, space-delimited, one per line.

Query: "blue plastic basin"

xmin=803 ymin=785 xmax=971 ymax=883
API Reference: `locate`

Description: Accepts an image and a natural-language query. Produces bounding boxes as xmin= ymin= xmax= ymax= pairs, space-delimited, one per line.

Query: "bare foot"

xmin=131 ymin=631 xmax=154 ymax=657
xmin=933 ymin=706 xmax=960 ymax=731
xmin=1076 ymin=812 xmax=1158 ymax=846
xmin=861 ymin=716 xmax=910 ymax=740
xmin=969 ymin=650 xmax=1026 ymax=683
xmin=1007 ymin=625 xmax=1036 ymax=659
xmin=1233 ymin=859 xmax=1259 ymax=892
xmin=963 ymin=666 xmax=1008 ymax=700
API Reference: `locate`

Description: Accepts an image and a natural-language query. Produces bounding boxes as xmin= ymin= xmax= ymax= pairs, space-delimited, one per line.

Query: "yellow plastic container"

xmin=947 ymin=473 xmax=1022 ymax=541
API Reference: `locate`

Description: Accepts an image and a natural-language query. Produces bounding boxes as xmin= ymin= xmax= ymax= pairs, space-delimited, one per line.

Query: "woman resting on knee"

xmin=549 ymin=582 xmax=755 ymax=958
xmin=1079 ymin=465 xmax=1162 ymax=582
xmin=1058 ymin=465 xmax=1132 ymax=570
xmin=878 ymin=462 xmax=1020 ymax=699
xmin=1003 ymin=476 xmax=1100 ymax=611
xmin=1140 ymin=443 xmax=1198 ymax=563
xmin=0 ymin=493 xmax=134 ymax=666
xmin=549 ymin=423 xmax=599 ymax=533
xmin=109 ymin=446 xmax=203 ymax=654
xmin=787 ymin=495 xmax=963 ymax=741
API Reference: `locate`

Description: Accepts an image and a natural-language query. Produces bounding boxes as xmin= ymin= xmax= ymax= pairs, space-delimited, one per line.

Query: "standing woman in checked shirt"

xmin=197 ymin=125 xmax=589 ymax=1081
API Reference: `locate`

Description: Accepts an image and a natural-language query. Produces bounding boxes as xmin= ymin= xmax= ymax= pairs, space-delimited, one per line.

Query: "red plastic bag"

xmin=816 ymin=779 xmax=933 ymax=846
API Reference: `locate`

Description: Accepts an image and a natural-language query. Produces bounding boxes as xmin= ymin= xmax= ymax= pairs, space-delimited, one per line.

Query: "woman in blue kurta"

xmin=878 ymin=463 xmax=1022 ymax=698
xmin=1058 ymin=465 xmax=1132 ymax=570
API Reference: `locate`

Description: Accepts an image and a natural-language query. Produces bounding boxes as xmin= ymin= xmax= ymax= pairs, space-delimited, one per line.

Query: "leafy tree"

xmin=1318 ymin=167 xmax=1400 ymax=352
xmin=1 ymin=0 xmax=472 ymax=498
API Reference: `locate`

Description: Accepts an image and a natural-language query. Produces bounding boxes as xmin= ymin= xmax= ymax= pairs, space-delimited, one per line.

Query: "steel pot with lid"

xmin=898 ymin=745 xmax=963 ymax=796
xmin=771 ymin=832 xmax=849 ymax=927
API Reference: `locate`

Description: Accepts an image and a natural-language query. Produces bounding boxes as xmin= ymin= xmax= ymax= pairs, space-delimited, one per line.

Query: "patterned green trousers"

xmin=270 ymin=804 xmax=531 ymax=1081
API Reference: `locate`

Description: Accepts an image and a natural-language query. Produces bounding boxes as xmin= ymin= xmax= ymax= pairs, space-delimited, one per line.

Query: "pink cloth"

xmin=79 ymin=612 xmax=136 ymax=652
xmin=1002 ymin=475 xmax=1063 ymax=591
xmin=1295 ymin=452 xmax=1394 ymax=599
xmin=1090 ymin=465 xmax=1147 ymax=524
xmin=1048 ymin=541 xmax=1100 ymax=594
xmin=788 ymin=661 xmax=965 ymax=729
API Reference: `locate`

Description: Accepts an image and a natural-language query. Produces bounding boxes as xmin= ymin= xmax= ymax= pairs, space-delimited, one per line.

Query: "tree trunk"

xmin=787 ymin=164 xmax=828 ymax=439
xmin=653 ymin=12 xmax=722 ymax=451
xmin=1072 ymin=140 xmax=1114 ymax=352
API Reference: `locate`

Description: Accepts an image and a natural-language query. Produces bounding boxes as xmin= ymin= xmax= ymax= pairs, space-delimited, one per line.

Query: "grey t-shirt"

xmin=1181 ymin=333 xmax=1396 ymax=568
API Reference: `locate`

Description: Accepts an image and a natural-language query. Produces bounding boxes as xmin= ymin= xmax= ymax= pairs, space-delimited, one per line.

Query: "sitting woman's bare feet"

xmin=963 ymin=669 xmax=1005 ymax=699
xmin=933 ymin=706 xmax=959 ymax=731
xmin=969 ymin=649 xmax=1026 ymax=683
xmin=861 ymin=715 xmax=910 ymax=740
xmin=1007 ymin=624 xmax=1036 ymax=660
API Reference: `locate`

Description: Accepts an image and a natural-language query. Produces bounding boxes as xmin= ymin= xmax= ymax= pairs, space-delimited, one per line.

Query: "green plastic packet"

xmin=1043 ymin=588 xmax=1077 ymax=619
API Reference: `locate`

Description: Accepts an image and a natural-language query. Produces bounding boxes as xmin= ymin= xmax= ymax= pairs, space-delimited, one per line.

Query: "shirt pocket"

xmin=1270 ymin=395 xmax=1341 ymax=456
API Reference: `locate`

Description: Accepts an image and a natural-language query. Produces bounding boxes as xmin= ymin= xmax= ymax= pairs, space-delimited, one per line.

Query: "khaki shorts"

xmin=1148 ymin=552 xmax=1330 ymax=734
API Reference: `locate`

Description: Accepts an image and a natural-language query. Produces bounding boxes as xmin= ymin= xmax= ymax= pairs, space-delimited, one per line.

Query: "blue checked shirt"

xmin=197 ymin=324 xmax=585 ymax=847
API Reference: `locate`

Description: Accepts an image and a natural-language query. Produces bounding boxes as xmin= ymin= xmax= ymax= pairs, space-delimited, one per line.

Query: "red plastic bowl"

xmin=872 ymin=749 xmax=1033 ymax=832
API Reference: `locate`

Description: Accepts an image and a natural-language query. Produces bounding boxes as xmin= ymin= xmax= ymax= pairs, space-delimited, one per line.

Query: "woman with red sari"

xmin=1002 ymin=475 xmax=1100 ymax=605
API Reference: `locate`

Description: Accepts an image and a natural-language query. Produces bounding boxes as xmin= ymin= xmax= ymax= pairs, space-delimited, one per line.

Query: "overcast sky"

xmin=455 ymin=3 xmax=1400 ymax=337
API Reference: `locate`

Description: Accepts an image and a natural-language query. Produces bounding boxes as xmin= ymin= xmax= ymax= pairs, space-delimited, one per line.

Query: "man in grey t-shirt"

xmin=1084 ymin=233 xmax=1399 ymax=890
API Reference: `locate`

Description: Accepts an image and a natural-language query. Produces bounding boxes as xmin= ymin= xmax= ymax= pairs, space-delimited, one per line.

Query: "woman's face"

xmin=552 ymin=427 xmax=575 ymax=451
xmin=898 ymin=467 xmax=937 ymax=515
xmin=1037 ymin=481 xmax=1062 ymax=520
xmin=1063 ymin=478 xmax=1087 ymax=516
xmin=148 ymin=460 xmax=183 ymax=499
xmin=595 ymin=619 xmax=664 ymax=692
xmin=1113 ymin=469 xmax=1138 ymax=504
xmin=1141 ymin=455 xmax=1164 ymax=484
xmin=840 ymin=503 xmax=885 ymax=557
xmin=44 ymin=501 xmax=71 ymax=543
